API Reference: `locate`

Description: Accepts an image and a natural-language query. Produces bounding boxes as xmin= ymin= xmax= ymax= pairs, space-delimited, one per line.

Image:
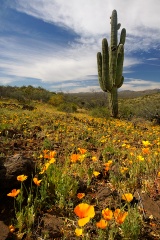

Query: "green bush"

xmin=57 ymin=102 xmax=77 ymax=113
xmin=119 ymin=103 xmax=134 ymax=119
xmin=48 ymin=93 xmax=65 ymax=106
xmin=89 ymin=107 xmax=110 ymax=119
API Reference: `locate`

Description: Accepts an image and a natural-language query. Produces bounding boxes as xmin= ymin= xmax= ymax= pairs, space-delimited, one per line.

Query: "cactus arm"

xmin=110 ymin=10 xmax=118 ymax=48
xmin=119 ymin=28 xmax=126 ymax=45
xmin=97 ymin=52 xmax=104 ymax=90
xmin=110 ymin=9 xmax=119 ymax=85
xmin=102 ymin=38 xmax=111 ymax=91
xmin=116 ymin=44 xmax=124 ymax=86
xmin=117 ymin=76 xmax=124 ymax=88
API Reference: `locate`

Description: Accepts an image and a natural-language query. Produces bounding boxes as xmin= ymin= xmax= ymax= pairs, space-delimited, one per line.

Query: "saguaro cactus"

xmin=97 ymin=10 xmax=126 ymax=117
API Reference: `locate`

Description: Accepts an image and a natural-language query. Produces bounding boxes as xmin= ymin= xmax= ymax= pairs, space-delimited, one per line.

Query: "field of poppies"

xmin=0 ymin=98 xmax=160 ymax=239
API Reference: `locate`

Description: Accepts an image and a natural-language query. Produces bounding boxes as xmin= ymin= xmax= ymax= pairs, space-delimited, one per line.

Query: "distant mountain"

xmin=118 ymin=89 xmax=160 ymax=99
xmin=68 ymin=89 xmax=160 ymax=99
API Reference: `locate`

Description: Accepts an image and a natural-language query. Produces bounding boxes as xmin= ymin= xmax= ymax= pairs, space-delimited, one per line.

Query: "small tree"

xmin=48 ymin=93 xmax=65 ymax=107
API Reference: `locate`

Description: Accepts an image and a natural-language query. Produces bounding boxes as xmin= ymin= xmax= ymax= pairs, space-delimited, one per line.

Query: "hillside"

xmin=0 ymin=99 xmax=160 ymax=239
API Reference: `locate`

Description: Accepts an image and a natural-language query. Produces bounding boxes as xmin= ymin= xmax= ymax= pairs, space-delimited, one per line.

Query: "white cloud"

xmin=12 ymin=0 xmax=160 ymax=34
xmin=122 ymin=78 xmax=160 ymax=91
xmin=0 ymin=34 xmax=141 ymax=85
xmin=11 ymin=0 xmax=160 ymax=45
xmin=147 ymin=58 xmax=159 ymax=61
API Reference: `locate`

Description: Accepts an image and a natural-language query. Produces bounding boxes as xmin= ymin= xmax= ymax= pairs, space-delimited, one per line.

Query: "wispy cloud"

xmin=122 ymin=78 xmax=160 ymax=91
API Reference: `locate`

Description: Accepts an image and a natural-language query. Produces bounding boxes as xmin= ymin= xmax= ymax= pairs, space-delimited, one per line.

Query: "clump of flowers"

xmin=70 ymin=148 xmax=87 ymax=163
xmin=104 ymin=160 xmax=113 ymax=171
xmin=39 ymin=150 xmax=56 ymax=174
xmin=114 ymin=209 xmax=128 ymax=224
xmin=96 ymin=207 xmax=128 ymax=230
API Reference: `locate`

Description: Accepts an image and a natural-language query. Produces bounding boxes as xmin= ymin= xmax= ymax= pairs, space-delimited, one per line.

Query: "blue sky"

xmin=0 ymin=0 xmax=160 ymax=93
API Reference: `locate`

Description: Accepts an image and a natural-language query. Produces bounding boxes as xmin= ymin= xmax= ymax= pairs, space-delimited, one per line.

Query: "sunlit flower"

xmin=33 ymin=177 xmax=42 ymax=186
xmin=49 ymin=158 xmax=56 ymax=164
xmin=91 ymin=156 xmax=97 ymax=161
xmin=120 ymin=167 xmax=128 ymax=174
xmin=74 ymin=203 xmax=95 ymax=219
xmin=7 ymin=189 xmax=20 ymax=197
xmin=137 ymin=155 xmax=144 ymax=161
xmin=142 ymin=148 xmax=150 ymax=155
xmin=74 ymin=203 xmax=95 ymax=226
xmin=96 ymin=219 xmax=108 ymax=229
xmin=78 ymin=148 xmax=87 ymax=154
xmin=157 ymin=172 xmax=160 ymax=178
xmin=75 ymin=228 xmax=83 ymax=236
xmin=77 ymin=193 xmax=85 ymax=199
xmin=71 ymin=154 xmax=80 ymax=163
xmin=104 ymin=160 xmax=113 ymax=171
xmin=17 ymin=174 xmax=28 ymax=182
xmin=78 ymin=217 xmax=90 ymax=227
xmin=121 ymin=193 xmax=133 ymax=202
xmin=142 ymin=141 xmax=151 ymax=147
xmin=79 ymin=154 xmax=86 ymax=162
xmin=102 ymin=208 xmax=113 ymax=221
xmin=122 ymin=143 xmax=126 ymax=147
xmin=43 ymin=149 xmax=49 ymax=158
xmin=114 ymin=209 xmax=128 ymax=224
xmin=9 ymin=225 xmax=15 ymax=233
xmin=93 ymin=171 xmax=100 ymax=177
xmin=43 ymin=150 xmax=56 ymax=159
xmin=49 ymin=151 xmax=56 ymax=159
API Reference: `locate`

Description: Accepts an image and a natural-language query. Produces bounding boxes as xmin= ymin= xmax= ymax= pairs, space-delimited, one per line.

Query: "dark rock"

xmin=22 ymin=105 xmax=35 ymax=110
xmin=0 ymin=154 xmax=35 ymax=192
xmin=0 ymin=221 xmax=9 ymax=240
xmin=41 ymin=213 xmax=63 ymax=239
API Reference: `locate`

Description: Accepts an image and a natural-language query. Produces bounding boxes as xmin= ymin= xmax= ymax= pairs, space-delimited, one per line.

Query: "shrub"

xmin=57 ymin=102 xmax=77 ymax=113
xmin=89 ymin=107 xmax=110 ymax=119
xmin=48 ymin=93 xmax=65 ymax=107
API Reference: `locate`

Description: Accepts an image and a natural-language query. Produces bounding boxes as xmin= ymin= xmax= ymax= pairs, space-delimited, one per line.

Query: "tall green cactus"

xmin=97 ymin=10 xmax=126 ymax=117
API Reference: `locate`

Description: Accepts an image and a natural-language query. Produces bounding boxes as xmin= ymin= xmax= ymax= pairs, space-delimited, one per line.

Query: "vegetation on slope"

xmin=0 ymin=97 xmax=160 ymax=239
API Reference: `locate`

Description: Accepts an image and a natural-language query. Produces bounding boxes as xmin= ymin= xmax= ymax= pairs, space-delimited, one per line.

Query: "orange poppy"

xmin=7 ymin=189 xmax=20 ymax=197
xmin=74 ymin=203 xmax=95 ymax=219
xmin=17 ymin=174 xmax=28 ymax=182
xmin=104 ymin=160 xmax=112 ymax=171
xmin=33 ymin=177 xmax=42 ymax=186
xmin=121 ymin=193 xmax=133 ymax=203
xmin=77 ymin=193 xmax=85 ymax=199
xmin=43 ymin=150 xmax=56 ymax=159
xmin=102 ymin=208 xmax=113 ymax=221
xmin=78 ymin=148 xmax=87 ymax=154
xmin=71 ymin=154 xmax=80 ymax=163
xmin=96 ymin=219 xmax=108 ymax=229
xmin=9 ymin=225 xmax=15 ymax=233
xmin=142 ymin=148 xmax=150 ymax=155
xmin=114 ymin=209 xmax=128 ymax=224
